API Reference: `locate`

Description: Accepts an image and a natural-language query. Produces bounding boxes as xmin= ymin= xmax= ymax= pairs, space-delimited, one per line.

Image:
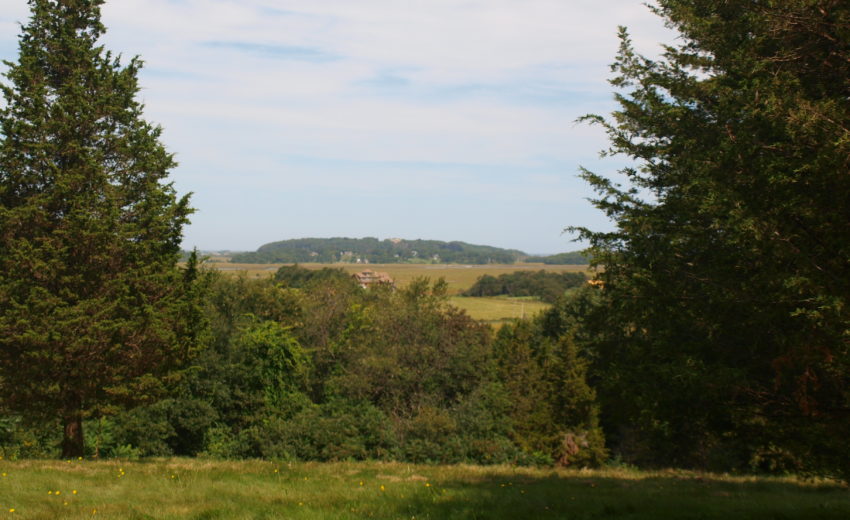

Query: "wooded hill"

xmin=229 ymin=237 xmax=588 ymax=265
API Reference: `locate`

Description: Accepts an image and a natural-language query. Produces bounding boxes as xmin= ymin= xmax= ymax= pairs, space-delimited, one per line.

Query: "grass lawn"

xmin=0 ymin=459 xmax=846 ymax=519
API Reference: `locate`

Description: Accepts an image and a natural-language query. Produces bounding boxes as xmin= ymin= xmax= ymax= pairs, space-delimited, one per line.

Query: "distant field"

xmin=449 ymin=296 xmax=552 ymax=324
xmin=204 ymin=261 xmax=590 ymax=323
xmin=206 ymin=260 xmax=590 ymax=295
xmin=1 ymin=458 xmax=846 ymax=519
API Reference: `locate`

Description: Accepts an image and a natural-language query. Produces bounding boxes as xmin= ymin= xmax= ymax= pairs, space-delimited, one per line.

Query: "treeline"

xmin=0 ymin=270 xmax=604 ymax=466
xmin=462 ymin=271 xmax=587 ymax=303
xmin=230 ymin=237 xmax=526 ymax=264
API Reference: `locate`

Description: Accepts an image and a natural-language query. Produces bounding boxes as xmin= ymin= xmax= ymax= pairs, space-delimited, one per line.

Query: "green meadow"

xmin=0 ymin=459 xmax=846 ymax=519
xmin=448 ymin=296 xmax=551 ymax=324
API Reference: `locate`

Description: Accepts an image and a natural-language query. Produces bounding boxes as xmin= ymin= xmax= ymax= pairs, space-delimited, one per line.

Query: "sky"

xmin=0 ymin=1 xmax=677 ymax=255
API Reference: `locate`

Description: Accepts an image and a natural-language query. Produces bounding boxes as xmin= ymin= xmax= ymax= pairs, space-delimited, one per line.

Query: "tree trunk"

xmin=61 ymin=408 xmax=84 ymax=459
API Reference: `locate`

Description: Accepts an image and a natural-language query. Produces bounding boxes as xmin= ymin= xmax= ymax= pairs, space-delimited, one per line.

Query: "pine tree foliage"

xmin=552 ymin=333 xmax=606 ymax=467
xmin=494 ymin=321 xmax=607 ymax=467
xmin=0 ymin=0 xmax=194 ymax=458
xmin=576 ymin=0 xmax=849 ymax=476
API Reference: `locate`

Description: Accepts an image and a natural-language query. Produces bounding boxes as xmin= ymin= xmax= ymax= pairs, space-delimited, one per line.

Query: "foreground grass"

xmin=0 ymin=459 xmax=847 ymax=519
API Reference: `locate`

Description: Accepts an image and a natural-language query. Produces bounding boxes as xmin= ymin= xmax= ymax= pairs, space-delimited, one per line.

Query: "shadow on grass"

xmin=374 ymin=472 xmax=849 ymax=520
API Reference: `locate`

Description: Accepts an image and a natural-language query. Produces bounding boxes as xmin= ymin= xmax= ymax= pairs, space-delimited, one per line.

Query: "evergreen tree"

xmin=551 ymin=333 xmax=606 ymax=467
xmin=493 ymin=321 xmax=555 ymax=456
xmin=0 ymin=0 xmax=194 ymax=458
xmin=576 ymin=1 xmax=849 ymax=476
xmin=494 ymin=319 xmax=606 ymax=466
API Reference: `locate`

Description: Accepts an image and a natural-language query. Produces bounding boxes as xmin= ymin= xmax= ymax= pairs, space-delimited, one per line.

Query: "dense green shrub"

xmin=0 ymin=415 xmax=59 ymax=459
xmin=260 ymin=401 xmax=397 ymax=461
xmin=274 ymin=264 xmax=352 ymax=288
xmin=0 ymin=270 xmax=607 ymax=468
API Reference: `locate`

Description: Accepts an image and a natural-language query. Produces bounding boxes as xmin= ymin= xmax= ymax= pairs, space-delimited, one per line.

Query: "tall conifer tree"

xmin=577 ymin=1 xmax=849 ymax=477
xmin=0 ymin=0 xmax=194 ymax=457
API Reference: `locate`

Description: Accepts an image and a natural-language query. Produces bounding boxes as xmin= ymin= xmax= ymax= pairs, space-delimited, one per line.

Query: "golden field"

xmin=205 ymin=259 xmax=590 ymax=295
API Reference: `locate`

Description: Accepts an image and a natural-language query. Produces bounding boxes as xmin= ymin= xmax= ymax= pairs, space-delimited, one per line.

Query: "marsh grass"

xmin=0 ymin=459 xmax=846 ymax=519
xmin=448 ymin=296 xmax=551 ymax=323
xmin=207 ymin=261 xmax=590 ymax=295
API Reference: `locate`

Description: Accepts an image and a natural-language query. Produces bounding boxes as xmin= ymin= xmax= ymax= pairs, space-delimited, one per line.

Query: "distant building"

xmin=353 ymin=269 xmax=394 ymax=289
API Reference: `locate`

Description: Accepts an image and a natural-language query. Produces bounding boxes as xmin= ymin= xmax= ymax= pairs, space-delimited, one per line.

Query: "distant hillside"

xmin=230 ymin=237 xmax=527 ymax=264
xmin=228 ymin=238 xmax=590 ymax=265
